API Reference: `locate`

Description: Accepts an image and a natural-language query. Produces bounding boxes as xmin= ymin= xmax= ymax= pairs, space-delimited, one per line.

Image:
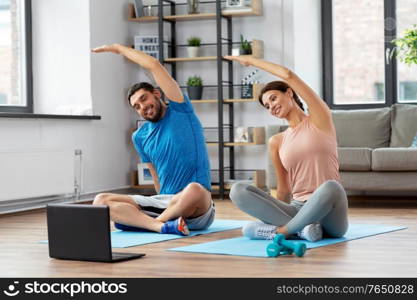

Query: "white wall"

xmin=0 ymin=0 xmax=322 ymax=201
xmin=0 ymin=0 xmax=136 ymax=201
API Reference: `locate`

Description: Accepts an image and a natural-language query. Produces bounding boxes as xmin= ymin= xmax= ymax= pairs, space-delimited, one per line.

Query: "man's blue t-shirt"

xmin=132 ymin=95 xmax=211 ymax=195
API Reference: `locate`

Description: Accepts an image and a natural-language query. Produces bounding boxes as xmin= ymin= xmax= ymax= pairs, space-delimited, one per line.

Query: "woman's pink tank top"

xmin=279 ymin=117 xmax=340 ymax=201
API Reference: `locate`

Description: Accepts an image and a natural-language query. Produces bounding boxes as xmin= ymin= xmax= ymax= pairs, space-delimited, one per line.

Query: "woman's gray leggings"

xmin=229 ymin=180 xmax=349 ymax=238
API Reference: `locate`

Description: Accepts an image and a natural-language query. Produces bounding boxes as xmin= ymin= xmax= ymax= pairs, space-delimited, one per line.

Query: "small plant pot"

xmin=232 ymin=48 xmax=241 ymax=56
xmin=240 ymin=49 xmax=252 ymax=55
xmin=187 ymin=86 xmax=203 ymax=100
xmin=187 ymin=46 xmax=200 ymax=58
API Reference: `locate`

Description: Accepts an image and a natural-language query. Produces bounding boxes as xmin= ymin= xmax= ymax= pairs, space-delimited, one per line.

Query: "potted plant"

xmin=187 ymin=76 xmax=203 ymax=100
xmin=187 ymin=36 xmax=201 ymax=58
xmin=240 ymin=34 xmax=252 ymax=55
xmin=187 ymin=0 xmax=200 ymax=14
xmin=392 ymin=25 xmax=417 ymax=66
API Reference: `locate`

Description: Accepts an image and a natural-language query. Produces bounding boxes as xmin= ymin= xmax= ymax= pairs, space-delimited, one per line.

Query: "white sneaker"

xmin=297 ymin=223 xmax=323 ymax=242
xmin=242 ymin=221 xmax=277 ymax=240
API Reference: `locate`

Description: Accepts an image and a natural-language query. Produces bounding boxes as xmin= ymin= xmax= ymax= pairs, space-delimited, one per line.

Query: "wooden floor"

xmin=1 ymin=198 xmax=417 ymax=278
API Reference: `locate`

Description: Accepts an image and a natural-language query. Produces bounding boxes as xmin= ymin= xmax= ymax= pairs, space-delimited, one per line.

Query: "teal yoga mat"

xmin=40 ymin=219 xmax=249 ymax=248
xmin=168 ymin=224 xmax=407 ymax=258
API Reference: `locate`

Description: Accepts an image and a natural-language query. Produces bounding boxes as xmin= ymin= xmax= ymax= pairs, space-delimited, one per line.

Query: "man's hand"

xmin=91 ymin=44 xmax=121 ymax=54
xmin=92 ymin=43 xmax=183 ymax=102
xmin=224 ymin=55 xmax=253 ymax=67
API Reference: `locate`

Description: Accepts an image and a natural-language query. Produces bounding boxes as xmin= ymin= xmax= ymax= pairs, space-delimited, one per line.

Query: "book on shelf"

xmin=133 ymin=0 xmax=144 ymax=18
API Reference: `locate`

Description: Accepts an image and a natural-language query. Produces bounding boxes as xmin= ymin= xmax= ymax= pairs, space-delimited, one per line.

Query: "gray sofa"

xmin=266 ymin=104 xmax=417 ymax=194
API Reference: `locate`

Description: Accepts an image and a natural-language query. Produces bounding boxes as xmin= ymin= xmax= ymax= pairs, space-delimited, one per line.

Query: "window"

xmin=0 ymin=0 xmax=32 ymax=113
xmin=332 ymin=0 xmax=385 ymax=105
xmin=396 ymin=0 xmax=417 ymax=103
xmin=322 ymin=0 xmax=416 ymax=109
xmin=399 ymin=81 xmax=417 ymax=101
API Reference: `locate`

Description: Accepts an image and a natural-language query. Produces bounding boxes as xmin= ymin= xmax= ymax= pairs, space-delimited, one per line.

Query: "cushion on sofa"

xmin=332 ymin=107 xmax=391 ymax=148
xmin=341 ymin=171 xmax=417 ymax=191
xmin=338 ymin=147 xmax=372 ymax=171
xmin=390 ymin=104 xmax=417 ymax=147
xmin=372 ymin=148 xmax=417 ymax=171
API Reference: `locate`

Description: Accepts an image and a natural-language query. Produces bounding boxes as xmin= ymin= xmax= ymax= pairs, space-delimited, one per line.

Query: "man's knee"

xmin=93 ymin=193 xmax=112 ymax=206
xmin=229 ymin=182 xmax=251 ymax=208
xmin=180 ymin=183 xmax=210 ymax=206
xmin=183 ymin=183 xmax=206 ymax=198
xmin=184 ymin=182 xmax=205 ymax=193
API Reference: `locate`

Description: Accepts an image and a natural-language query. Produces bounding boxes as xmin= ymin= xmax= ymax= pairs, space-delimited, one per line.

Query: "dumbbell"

xmin=266 ymin=234 xmax=307 ymax=257
xmin=266 ymin=243 xmax=284 ymax=257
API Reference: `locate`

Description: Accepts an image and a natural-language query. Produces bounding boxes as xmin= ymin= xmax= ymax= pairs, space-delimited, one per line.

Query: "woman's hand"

xmin=91 ymin=44 xmax=121 ymax=54
xmin=224 ymin=55 xmax=252 ymax=67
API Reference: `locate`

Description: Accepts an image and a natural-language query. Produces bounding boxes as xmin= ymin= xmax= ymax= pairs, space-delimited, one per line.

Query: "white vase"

xmin=187 ymin=46 xmax=200 ymax=58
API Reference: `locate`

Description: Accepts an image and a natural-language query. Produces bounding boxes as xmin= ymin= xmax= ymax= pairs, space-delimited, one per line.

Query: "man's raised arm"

xmin=92 ymin=44 xmax=183 ymax=102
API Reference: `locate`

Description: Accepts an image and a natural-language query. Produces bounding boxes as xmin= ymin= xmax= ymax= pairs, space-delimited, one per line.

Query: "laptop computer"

xmin=47 ymin=203 xmax=145 ymax=262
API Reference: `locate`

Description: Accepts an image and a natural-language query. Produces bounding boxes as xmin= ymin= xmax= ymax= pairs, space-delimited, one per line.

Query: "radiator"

xmin=0 ymin=149 xmax=75 ymax=202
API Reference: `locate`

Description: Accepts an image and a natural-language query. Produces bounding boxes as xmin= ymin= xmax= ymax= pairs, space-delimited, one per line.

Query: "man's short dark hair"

xmin=127 ymin=82 xmax=155 ymax=105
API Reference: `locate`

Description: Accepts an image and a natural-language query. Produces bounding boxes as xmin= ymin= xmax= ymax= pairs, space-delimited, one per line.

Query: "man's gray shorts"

xmin=129 ymin=194 xmax=215 ymax=231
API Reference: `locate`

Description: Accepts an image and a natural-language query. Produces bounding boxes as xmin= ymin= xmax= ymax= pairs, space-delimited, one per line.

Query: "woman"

xmin=225 ymin=55 xmax=348 ymax=242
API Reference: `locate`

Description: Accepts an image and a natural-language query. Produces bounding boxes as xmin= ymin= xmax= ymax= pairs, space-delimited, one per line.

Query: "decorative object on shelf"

xmin=235 ymin=127 xmax=249 ymax=143
xmin=232 ymin=48 xmax=241 ymax=56
xmin=137 ymin=163 xmax=153 ymax=185
xmin=204 ymin=125 xmax=232 ymax=143
xmin=143 ymin=5 xmax=155 ymax=17
xmin=392 ymin=24 xmax=417 ymax=66
xmin=133 ymin=0 xmax=144 ymax=18
xmin=241 ymin=69 xmax=258 ymax=98
xmin=234 ymin=126 xmax=265 ymax=144
xmin=240 ymin=34 xmax=252 ymax=55
xmin=231 ymin=39 xmax=263 ymax=58
xmin=223 ymin=0 xmax=252 ymax=13
xmin=241 ymin=84 xmax=253 ymax=99
xmin=134 ymin=35 xmax=168 ymax=59
xmin=187 ymin=0 xmax=200 ymax=14
xmin=187 ymin=36 xmax=201 ymax=58
xmin=248 ymin=126 xmax=266 ymax=144
xmin=187 ymin=75 xmax=203 ymax=100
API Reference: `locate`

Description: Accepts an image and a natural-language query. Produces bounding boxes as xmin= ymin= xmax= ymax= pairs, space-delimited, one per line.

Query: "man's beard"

xmin=144 ymin=100 xmax=163 ymax=123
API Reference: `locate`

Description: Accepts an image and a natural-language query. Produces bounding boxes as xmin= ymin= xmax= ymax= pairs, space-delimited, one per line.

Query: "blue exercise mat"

xmin=40 ymin=219 xmax=249 ymax=248
xmin=168 ymin=224 xmax=407 ymax=258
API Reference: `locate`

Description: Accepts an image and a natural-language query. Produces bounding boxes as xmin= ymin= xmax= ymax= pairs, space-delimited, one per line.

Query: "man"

xmin=91 ymin=44 xmax=214 ymax=236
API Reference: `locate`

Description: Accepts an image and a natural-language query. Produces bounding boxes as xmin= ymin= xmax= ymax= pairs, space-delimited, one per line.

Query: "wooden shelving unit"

xmin=129 ymin=0 xmax=264 ymax=198
xmin=208 ymin=142 xmax=259 ymax=146
xmin=211 ymin=169 xmax=266 ymax=191
xmin=190 ymin=83 xmax=264 ymax=104
xmin=127 ymin=0 xmax=262 ymax=22
xmin=191 ymin=99 xmax=257 ymax=103
xmin=164 ymin=40 xmax=263 ymax=63
xmin=165 ymin=56 xmax=217 ymax=62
